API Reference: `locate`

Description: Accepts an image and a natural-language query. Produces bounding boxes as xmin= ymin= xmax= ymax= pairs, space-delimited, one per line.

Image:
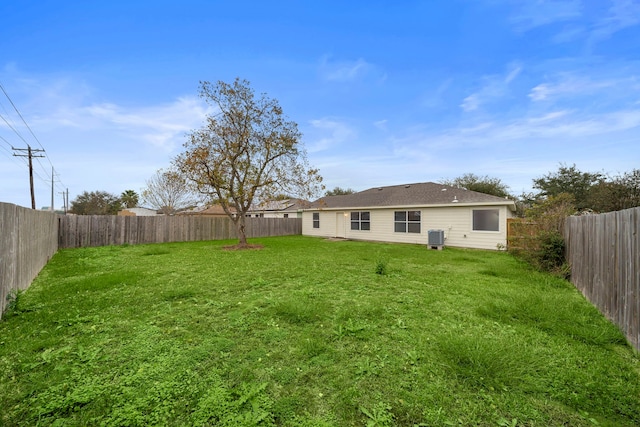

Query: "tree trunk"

xmin=236 ymin=215 xmax=248 ymax=246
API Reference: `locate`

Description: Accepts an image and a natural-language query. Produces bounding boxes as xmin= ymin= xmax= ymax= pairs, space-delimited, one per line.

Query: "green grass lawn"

xmin=1 ymin=236 xmax=638 ymax=426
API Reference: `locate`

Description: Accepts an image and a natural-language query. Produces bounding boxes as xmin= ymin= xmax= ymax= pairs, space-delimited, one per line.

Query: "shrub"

xmin=537 ymin=231 xmax=566 ymax=272
xmin=3 ymin=289 xmax=24 ymax=319
xmin=375 ymin=259 xmax=388 ymax=275
xmin=509 ymin=194 xmax=574 ymax=277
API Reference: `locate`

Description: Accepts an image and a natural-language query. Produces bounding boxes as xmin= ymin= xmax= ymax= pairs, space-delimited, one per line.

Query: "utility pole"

xmin=51 ymin=166 xmax=55 ymax=211
xmin=12 ymin=145 xmax=45 ymax=209
xmin=59 ymin=188 xmax=69 ymax=214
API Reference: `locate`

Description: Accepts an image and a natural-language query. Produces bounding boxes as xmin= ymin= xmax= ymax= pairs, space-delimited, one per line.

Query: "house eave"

xmin=303 ymin=200 xmax=516 ymax=212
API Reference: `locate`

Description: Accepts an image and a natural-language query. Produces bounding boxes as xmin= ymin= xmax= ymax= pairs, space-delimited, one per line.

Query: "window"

xmin=312 ymin=212 xmax=320 ymax=228
xmin=394 ymin=210 xmax=421 ymax=233
xmin=284 ymin=214 xmax=289 ymax=218
xmin=350 ymin=211 xmax=370 ymax=230
xmin=473 ymin=209 xmax=499 ymax=231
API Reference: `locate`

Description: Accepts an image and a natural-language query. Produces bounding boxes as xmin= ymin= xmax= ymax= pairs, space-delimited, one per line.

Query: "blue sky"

xmin=1 ymin=0 xmax=639 ymax=209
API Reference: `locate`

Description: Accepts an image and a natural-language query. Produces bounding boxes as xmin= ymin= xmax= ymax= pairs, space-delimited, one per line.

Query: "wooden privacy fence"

xmin=1 ymin=205 xmax=301 ymax=317
xmin=0 ymin=203 xmax=58 ymax=317
xmin=506 ymin=218 xmax=541 ymax=252
xmin=58 ymin=215 xmax=302 ymax=248
xmin=564 ymin=207 xmax=640 ymax=351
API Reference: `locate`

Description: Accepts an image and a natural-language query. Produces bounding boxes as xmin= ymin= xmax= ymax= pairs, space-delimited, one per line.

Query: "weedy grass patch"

xmin=1 ymin=236 xmax=638 ymax=426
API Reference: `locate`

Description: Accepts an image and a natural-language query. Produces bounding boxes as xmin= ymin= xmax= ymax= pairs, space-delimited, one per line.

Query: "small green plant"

xmin=356 ymin=357 xmax=380 ymax=377
xmin=497 ymin=418 xmax=519 ymax=427
xmin=333 ymin=318 xmax=366 ymax=339
xmin=249 ymin=277 xmax=270 ymax=287
xmin=375 ymin=259 xmax=388 ymax=275
xmin=142 ymin=246 xmax=170 ymax=256
xmin=360 ymin=402 xmax=395 ymax=427
xmin=3 ymin=289 xmax=24 ymax=317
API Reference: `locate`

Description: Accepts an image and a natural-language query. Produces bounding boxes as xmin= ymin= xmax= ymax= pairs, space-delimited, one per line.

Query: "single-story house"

xmin=246 ymin=198 xmax=308 ymax=218
xmin=177 ymin=204 xmax=237 ymax=218
xmin=118 ymin=207 xmax=162 ymax=216
xmin=302 ymin=182 xmax=517 ymax=250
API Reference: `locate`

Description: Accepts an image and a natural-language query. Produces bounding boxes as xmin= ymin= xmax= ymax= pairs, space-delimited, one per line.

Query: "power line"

xmin=0 ymin=111 xmax=30 ymax=146
xmin=0 ymin=135 xmax=29 ymax=166
xmin=0 ymin=80 xmax=68 ymax=206
xmin=0 ymin=82 xmax=47 ymax=153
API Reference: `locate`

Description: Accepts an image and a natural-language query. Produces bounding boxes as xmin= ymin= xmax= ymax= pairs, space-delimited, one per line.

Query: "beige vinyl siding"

xmin=421 ymin=206 xmax=513 ymax=250
xmin=346 ymin=209 xmax=423 ymax=244
xmin=303 ymin=210 xmax=338 ymax=237
xmin=303 ymin=205 xmax=514 ymax=250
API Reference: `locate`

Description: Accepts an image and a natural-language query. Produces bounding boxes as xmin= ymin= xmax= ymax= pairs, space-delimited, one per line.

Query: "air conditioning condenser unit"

xmin=427 ymin=229 xmax=445 ymax=249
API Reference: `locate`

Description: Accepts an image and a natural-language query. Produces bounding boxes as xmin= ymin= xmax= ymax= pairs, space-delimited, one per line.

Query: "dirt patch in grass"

xmin=222 ymin=243 xmax=264 ymax=251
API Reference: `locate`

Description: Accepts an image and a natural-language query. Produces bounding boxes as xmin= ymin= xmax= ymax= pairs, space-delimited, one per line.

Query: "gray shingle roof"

xmin=251 ymin=198 xmax=309 ymax=212
xmin=309 ymin=182 xmax=515 ymax=209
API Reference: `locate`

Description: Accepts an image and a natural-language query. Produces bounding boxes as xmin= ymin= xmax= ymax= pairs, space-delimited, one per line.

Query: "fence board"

xmin=57 ymin=215 xmax=302 ymax=248
xmin=2 ymin=207 xmax=301 ymax=318
xmin=0 ymin=203 xmax=58 ymax=318
xmin=564 ymin=207 xmax=640 ymax=351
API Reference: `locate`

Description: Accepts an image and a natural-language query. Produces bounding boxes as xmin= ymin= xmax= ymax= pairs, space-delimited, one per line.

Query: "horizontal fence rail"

xmin=0 ymin=203 xmax=58 ymax=317
xmin=58 ymin=215 xmax=302 ymax=248
xmin=564 ymin=207 xmax=640 ymax=351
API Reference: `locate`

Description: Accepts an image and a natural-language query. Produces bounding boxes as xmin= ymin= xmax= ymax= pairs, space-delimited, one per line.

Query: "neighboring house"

xmin=302 ymin=182 xmax=517 ymax=250
xmin=247 ymin=198 xmax=308 ymax=218
xmin=177 ymin=204 xmax=237 ymax=218
xmin=118 ymin=207 xmax=161 ymax=216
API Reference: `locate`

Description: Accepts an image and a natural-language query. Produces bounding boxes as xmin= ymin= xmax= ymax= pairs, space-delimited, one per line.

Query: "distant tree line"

xmin=440 ymin=165 xmax=640 ymax=216
xmin=69 ymin=190 xmax=135 ymax=215
xmin=70 ymin=164 xmax=640 ymax=218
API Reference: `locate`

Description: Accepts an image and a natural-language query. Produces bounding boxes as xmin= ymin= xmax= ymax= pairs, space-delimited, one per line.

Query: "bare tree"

xmin=141 ymin=168 xmax=197 ymax=215
xmin=174 ymin=78 xmax=323 ymax=247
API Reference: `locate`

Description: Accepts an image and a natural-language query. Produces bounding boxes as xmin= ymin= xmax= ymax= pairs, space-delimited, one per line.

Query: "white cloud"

xmin=528 ymin=83 xmax=552 ymax=101
xmin=322 ymin=57 xmax=369 ymax=81
xmin=512 ymin=0 xmax=640 ymax=46
xmin=373 ymin=119 xmax=388 ymax=131
xmin=319 ymin=55 xmax=383 ymax=83
xmin=306 ymin=118 xmax=356 ymax=152
xmin=504 ymin=65 xmax=523 ymax=84
xmin=460 ymin=63 xmax=522 ymax=112
xmin=0 ymin=72 xmax=216 ymax=208
xmin=508 ymin=0 xmax=582 ymax=32
xmin=590 ymin=0 xmax=640 ymax=41
xmin=444 ymin=108 xmax=640 ymax=146
xmin=81 ymin=97 xmax=210 ymax=152
xmin=2 ymin=75 xmax=211 ymax=155
xmin=528 ymin=74 xmax=625 ymax=101
xmin=461 ymin=94 xmax=480 ymax=112
xmin=354 ymin=105 xmax=640 ymax=193
xmin=526 ymin=110 xmax=571 ymax=122
xmin=551 ymin=25 xmax=587 ymax=43
xmin=421 ymin=78 xmax=453 ymax=108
